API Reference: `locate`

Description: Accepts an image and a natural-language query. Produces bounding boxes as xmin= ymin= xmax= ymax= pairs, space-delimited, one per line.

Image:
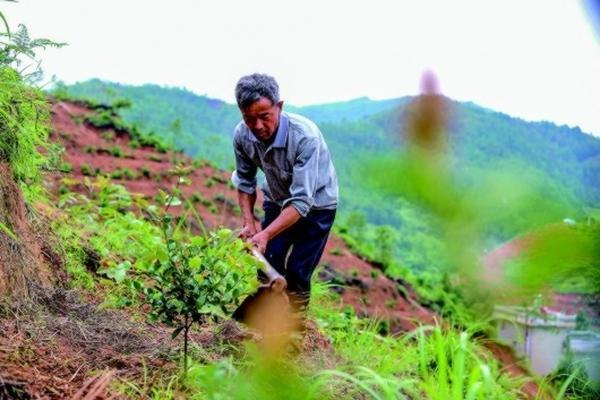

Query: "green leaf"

xmin=131 ymin=279 xmax=143 ymax=291
xmin=190 ymin=236 xmax=206 ymax=246
xmin=189 ymin=256 xmax=202 ymax=269
xmin=156 ymin=248 xmax=169 ymax=262
xmin=167 ymin=197 xmax=182 ymax=206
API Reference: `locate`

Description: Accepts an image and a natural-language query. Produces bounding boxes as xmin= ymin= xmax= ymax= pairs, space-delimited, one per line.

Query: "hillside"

xmin=56 ymin=80 xmax=600 ymax=276
xmin=48 ymin=99 xmax=438 ymax=333
xmin=0 ymin=97 xmax=552 ymax=398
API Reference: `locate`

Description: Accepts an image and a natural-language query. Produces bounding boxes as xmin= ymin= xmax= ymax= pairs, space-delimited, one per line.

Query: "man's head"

xmin=235 ymin=73 xmax=283 ymax=142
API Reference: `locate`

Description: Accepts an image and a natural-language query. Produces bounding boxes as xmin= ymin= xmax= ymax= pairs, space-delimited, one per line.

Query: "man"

xmin=231 ymin=73 xmax=338 ymax=313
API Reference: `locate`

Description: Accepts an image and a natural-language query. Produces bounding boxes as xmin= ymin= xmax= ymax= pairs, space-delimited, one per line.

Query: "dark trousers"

xmin=261 ymin=202 xmax=336 ymax=310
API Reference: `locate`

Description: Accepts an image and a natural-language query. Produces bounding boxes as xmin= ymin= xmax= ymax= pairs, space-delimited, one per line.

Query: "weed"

xmin=122 ymin=168 xmax=138 ymax=180
xmin=139 ymin=166 xmax=151 ymax=178
xmin=101 ymin=130 xmax=115 ymax=141
xmin=59 ymin=162 xmax=73 ymax=173
xmin=330 ymin=247 xmax=344 ymax=256
xmin=81 ymin=163 xmax=95 ymax=176
xmin=111 ymin=146 xmax=123 ymax=158
xmin=204 ymin=177 xmax=216 ymax=188
xmin=110 ymin=169 xmax=123 ymax=180
xmin=214 ymin=193 xmax=226 ymax=203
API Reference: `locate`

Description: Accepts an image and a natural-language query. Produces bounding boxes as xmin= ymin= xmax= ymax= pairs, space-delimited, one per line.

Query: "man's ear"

xmin=277 ymin=100 xmax=284 ymax=110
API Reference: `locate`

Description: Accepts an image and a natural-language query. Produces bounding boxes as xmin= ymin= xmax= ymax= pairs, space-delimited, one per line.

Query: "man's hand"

xmin=239 ymin=220 xmax=258 ymax=240
xmin=250 ymin=231 xmax=269 ymax=254
xmin=249 ymin=206 xmax=302 ymax=254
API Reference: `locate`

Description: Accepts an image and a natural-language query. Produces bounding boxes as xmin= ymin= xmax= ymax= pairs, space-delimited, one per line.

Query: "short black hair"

xmin=235 ymin=73 xmax=280 ymax=109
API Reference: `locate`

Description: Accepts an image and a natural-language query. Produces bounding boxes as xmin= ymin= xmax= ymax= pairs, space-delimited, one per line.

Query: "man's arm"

xmin=250 ymin=206 xmax=301 ymax=253
xmin=251 ymin=137 xmax=321 ymax=253
xmin=238 ymin=190 xmax=258 ymax=239
xmin=232 ymin=131 xmax=259 ymax=238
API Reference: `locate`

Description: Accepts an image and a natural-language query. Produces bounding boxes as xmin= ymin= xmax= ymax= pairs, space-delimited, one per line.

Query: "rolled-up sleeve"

xmin=232 ymin=137 xmax=257 ymax=194
xmin=281 ymin=138 xmax=319 ymax=217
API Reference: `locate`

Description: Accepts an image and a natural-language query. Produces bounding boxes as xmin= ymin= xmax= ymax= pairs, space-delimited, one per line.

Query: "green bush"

xmin=122 ymin=168 xmax=138 ymax=180
xmin=0 ymin=68 xmax=50 ymax=183
xmin=110 ymin=169 xmax=123 ymax=180
xmin=81 ymin=163 xmax=95 ymax=176
xmin=204 ymin=177 xmax=216 ymax=188
xmin=111 ymin=146 xmax=123 ymax=157
xmin=101 ymin=130 xmax=115 ymax=141
xmin=139 ymin=166 xmax=151 ymax=178
xmin=59 ymin=162 xmax=73 ymax=173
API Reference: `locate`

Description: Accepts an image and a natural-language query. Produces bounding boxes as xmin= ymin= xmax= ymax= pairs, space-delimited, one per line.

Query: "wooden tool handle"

xmin=250 ymin=248 xmax=287 ymax=292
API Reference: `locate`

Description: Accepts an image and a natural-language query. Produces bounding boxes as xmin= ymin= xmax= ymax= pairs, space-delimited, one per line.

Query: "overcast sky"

xmin=5 ymin=0 xmax=600 ymax=136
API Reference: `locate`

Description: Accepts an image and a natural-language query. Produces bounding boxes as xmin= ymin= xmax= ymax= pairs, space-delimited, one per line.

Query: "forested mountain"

xmin=57 ymin=79 xmax=600 ymax=272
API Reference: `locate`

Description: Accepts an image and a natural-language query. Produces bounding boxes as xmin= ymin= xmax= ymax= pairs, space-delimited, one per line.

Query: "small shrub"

xmin=59 ymin=162 xmax=73 ymax=173
xmin=192 ymin=158 xmax=207 ymax=168
xmin=213 ymin=193 xmax=226 ymax=203
xmin=208 ymin=204 xmax=218 ymax=214
xmin=376 ymin=319 xmax=390 ymax=335
xmin=156 ymin=142 xmax=169 ymax=154
xmin=101 ymin=131 xmax=115 ymax=141
xmin=128 ymin=139 xmax=140 ymax=149
xmin=122 ymin=168 xmax=138 ymax=180
xmin=85 ymin=110 xmax=127 ymax=131
xmin=370 ymin=270 xmax=380 ymax=279
xmin=109 ymin=222 xmax=259 ymax=374
xmin=139 ymin=166 xmax=151 ymax=178
xmin=110 ymin=169 xmax=123 ymax=180
xmin=81 ymin=163 xmax=95 ymax=176
xmin=84 ymin=145 xmax=96 ymax=154
xmin=58 ymin=184 xmax=69 ymax=195
xmin=149 ymin=154 xmax=163 ymax=162
xmin=110 ymin=146 xmax=123 ymax=158
xmin=190 ymin=192 xmax=204 ymax=203
xmin=330 ymin=247 xmax=344 ymax=256
xmin=204 ymin=177 xmax=216 ymax=188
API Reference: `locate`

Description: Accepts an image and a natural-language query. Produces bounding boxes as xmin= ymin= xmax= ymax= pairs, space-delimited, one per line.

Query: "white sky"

xmin=5 ymin=0 xmax=600 ymax=136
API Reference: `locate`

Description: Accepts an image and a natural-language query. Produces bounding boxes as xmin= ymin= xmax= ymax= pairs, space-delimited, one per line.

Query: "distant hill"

xmin=57 ymin=79 xmax=240 ymax=167
xmin=56 ymin=79 xmax=600 ymax=271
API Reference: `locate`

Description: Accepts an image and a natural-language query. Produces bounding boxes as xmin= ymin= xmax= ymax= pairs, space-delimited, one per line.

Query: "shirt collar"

xmin=247 ymin=112 xmax=289 ymax=148
xmin=272 ymin=112 xmax=289 ymax=148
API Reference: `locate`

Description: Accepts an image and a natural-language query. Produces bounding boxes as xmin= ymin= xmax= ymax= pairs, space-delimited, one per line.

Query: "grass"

xmin=329 ymin=247 xmax=344 ymax=256
xmin=0 ymin=67 xmax=50 ymax=184
xmin=204 ymin=177 xmax=216 ymax=188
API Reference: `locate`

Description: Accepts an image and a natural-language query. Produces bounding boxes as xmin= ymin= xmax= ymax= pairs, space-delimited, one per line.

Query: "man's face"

xmin=241 ymin=97 xmax=283 ymax=142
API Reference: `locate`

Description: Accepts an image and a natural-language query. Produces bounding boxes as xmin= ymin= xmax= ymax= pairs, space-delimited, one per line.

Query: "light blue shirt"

xmin=232 ymin=111 xmax=338 ymax=217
